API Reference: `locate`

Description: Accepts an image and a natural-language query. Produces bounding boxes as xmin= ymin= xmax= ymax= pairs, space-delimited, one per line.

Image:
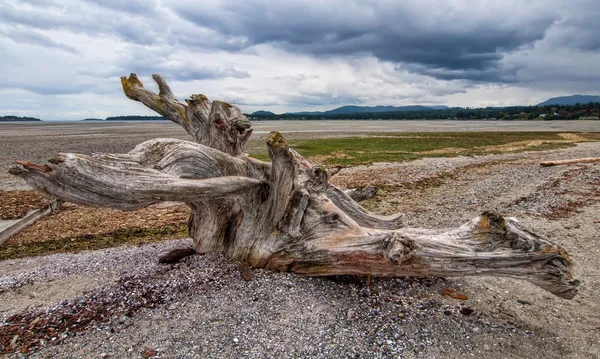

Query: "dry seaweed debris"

xmin=0 ymin=190 xmax=51 ymax=220
xmin=508 ymin=167 xmax=600 ymax=220
xmin=1 ymin=192 xmax=191 ymax=259
xmin=7 ymin=202 xmax=190 ymax=245
xmin=0 ymin=224 xmax=188 ymax=260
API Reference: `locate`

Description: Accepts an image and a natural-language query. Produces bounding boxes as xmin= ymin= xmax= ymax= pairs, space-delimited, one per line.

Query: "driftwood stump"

xmin=9 ymin=74 xmax=579 ymax=299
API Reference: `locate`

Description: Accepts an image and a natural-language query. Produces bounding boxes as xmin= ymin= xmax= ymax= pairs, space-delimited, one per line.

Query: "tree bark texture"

xmin=9 ymin=74 xmax=579 ymax=299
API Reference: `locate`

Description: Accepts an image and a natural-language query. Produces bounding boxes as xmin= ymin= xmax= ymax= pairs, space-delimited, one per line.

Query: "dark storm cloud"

xmin=170 ymin=1 xmax=558 ymax=81
xmin=0 ymin=1 xmax=161 ymax=45
xmin=405 ymin=63 xmax=523 ymax=83
xmin=550 ymin=15 xmax=600 ymax=52
xmin=2 ymin=0 xmax=599 ymax=115
xmin=6 ymin=0 xmax=598 ymax=85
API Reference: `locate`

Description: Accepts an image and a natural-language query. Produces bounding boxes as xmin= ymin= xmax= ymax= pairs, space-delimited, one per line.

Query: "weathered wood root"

xmin=9 ymin=133 xmax=579 ymax=299
xmin=346 ymin=185 xmax=378 ymax=202
xmin=121 ymin=73 xmax=252 ymax=157
xmin=274 ymin=211 xmax=579 ymax=299
xmin=7 ymin=73 xmax=580 ymax=300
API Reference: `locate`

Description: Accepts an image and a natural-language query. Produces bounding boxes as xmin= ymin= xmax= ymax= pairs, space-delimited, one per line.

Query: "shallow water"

xmin=1 ymin=119 xmax=599 ymax=135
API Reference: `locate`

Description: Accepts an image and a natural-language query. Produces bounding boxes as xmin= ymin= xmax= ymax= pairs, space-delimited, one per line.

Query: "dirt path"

xmin=0 ymin=142 xmax=599 ymax=358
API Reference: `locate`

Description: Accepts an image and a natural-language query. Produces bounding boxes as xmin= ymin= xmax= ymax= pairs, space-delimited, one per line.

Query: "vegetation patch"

xmin=578 ymin=132 xmax=600 ymax=140
xmin=249 ymin=132 xmax=597 ymax=166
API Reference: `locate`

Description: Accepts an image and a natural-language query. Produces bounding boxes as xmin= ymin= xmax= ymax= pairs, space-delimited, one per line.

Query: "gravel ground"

xmin=1 ymin=122 xmax=599 ymax=358
xmin=0 ymin=141 xmax=599 ymax=358
xmin=0 ymin=242 xmax=571 ymax=359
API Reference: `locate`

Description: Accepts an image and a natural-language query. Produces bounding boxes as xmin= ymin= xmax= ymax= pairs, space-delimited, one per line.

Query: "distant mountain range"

xmin=252 ymin=105 xmax=449 ymax=116
xmin=0 ymin=115 xmax=41 ymax=122
xmin=7 ymin=95 xmax=598 ymax=122
xmin=537 ymin=95 xmax=600 ymax=106
xmin=249 ymin=95 xmax=600 ymax=117
xmin=251 ymin=110 xmax=276 ymax=116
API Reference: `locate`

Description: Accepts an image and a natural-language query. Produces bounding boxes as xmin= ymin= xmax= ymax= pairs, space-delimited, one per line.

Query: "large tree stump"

xmin=9 ymin=74 xmax=579 ymax=299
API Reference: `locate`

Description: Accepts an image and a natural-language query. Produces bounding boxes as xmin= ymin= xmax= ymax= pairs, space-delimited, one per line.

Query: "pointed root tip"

xmin=121 ymin=73 xmax=143 ymax=95
xmin=549 ymin=279 xmax=579 ymax=299
xmin=266 ymin=131 xmax=288 ymax=150
xmin=10 ymin=161 xmax=53 ymax=175
xmin=475 ymin=211 xmax=580 ymax=299
xmin=47 ymin=154 xmax=66 ymax=165
xmin=8 ymin=165 xmax=26 ymax=176
xmin=478 ymin=211 xmax=507 ymax=232
xmin=538 ymin=250 xmax=579 ymax=299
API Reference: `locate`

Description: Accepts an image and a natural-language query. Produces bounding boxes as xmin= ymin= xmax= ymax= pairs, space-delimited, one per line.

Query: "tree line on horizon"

xmin=247 ymin=102 xmax=600 ymax=121
xmin=3 ymin=103 xmax=600 ymax=122
xmin=0 ymin=115 xmax=42 ymax=122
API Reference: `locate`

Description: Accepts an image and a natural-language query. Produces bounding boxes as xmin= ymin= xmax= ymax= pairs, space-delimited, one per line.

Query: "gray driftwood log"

xmin=9 ymin=74 xmax=579 ymax=299
xmin=540 ymin=157 xmax=600 ymax=167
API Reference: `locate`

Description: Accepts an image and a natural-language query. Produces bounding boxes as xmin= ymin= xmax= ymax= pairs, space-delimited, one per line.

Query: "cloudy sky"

xmin=1 ymin=0 xmax=600 ymax=120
